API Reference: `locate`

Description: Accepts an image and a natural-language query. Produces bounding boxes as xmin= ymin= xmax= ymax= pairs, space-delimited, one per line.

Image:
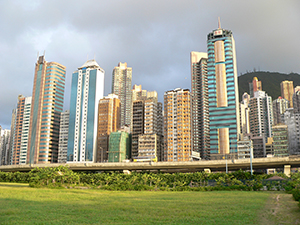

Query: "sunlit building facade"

xmin=164 ymin=88 xmax=192 ymax=161
xmin=27 ymin=55 xmax=66 ymax=164
xmin=207 ymin=22 xmax=240 ymax=159
xmin=67 ymin=60 xmax=104 ymax=162
xmin=190 ymin=51 xmax=210 ymax=160
xmin=112 ymin=62 xmax=132 ymax=127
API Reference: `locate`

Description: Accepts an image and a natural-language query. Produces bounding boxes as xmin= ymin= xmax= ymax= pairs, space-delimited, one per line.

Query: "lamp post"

xmin=250 ymin=145 xmax=253 ymax=175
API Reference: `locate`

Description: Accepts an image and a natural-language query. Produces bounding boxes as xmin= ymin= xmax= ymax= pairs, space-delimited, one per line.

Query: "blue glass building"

xmin=67 ymin=60 xmax=105 ymax=162
xmin=207 ymin=22 xmax=240 ymax=159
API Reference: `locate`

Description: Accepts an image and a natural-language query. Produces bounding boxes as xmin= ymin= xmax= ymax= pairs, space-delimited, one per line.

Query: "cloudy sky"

xmin=0 ymin=0 xmax=299 ymax=129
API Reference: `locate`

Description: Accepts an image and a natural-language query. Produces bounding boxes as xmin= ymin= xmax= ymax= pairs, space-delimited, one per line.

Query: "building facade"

xmin=67 ymin=59 xmax=105 ymax=162
xmin=207 ymin=22 xmax=240 ymax=159
xmin=164 ymin=88 xmax=192 ymax=161
xmin=282 ymin=109 xmax=300 ymax=155
xmin=190 ymin=51 xmax=210 ymax=160
xmin=249 ymin=77 xmax=262 ymax=97
xmin=12 ymin=95 xmax=32 ymax=165
xmin=249 ymin=91 xmax=273 ymax=139
xmin=293 ymin=90 xmax=300 ymax=113
xmin=96 ymin=94 xmax=120 ymax=162
xmin=280 ymin=80 xmax=294 ymax=108
xmin=108 ymin=131 xmax=131 ymax=162
xmin=273 ymin=97 xmax=289 ymax=125
xmin=27 ymin=56 xmax=66 ymax=164
xmin=272 ymin=124 xmax=289 ymax=157
xmin=112 ymin=62 xmax=132 ymax=127
xmin=58 ymin=110 xmax=69 ymax=163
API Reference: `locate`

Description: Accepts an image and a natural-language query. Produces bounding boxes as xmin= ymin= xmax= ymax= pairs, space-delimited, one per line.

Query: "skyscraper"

xmin=96 ymin=94 xmax=120 ymax=162
xmin=58 ymin=110 xmax=69 ymax=163
xmin=249 ymin=91 xmax=273 ymax=139
xmin=293 ymin=90 xmax=300 ymax=113
xmin=112 ymin=62 xmax=132 ymax=127
xmin=27 ymin=55 xmax=66 ymax=164
xmin=164 ymin=88 xmax=192 ymax=161
xmin=190 ymin=51 xmax=210 ymax=160
xmin=67 ymin=59 xmax=104 ymax=162
xmin=207 ymin=20 xmax=240 ymax=159
xmin=7 ymin=108 xmax=17 ymax=165
xmin=281 ymin=80 xmax=294 ymax=108
xmin=249 ymin=77 xmax=262 ymax=97
xmin=12 ymin=95 xmax=32 ymax=165
xmin=273 ymin=97 xmax=289 ymax=125
xmin=240 ymin=92 xmax=250 ymax=135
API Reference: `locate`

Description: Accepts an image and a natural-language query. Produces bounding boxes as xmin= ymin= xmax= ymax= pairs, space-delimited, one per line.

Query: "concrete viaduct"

xmin=1 ymin=156 xmax=300 ymax=175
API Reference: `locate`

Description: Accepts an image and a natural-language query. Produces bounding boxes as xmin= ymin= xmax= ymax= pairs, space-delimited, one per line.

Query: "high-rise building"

xmin=164 ymin=88 xmax=192 ymax=161
xmin=27 ymin=55 xmax=66 ymax=164
xmin=0 ymin=129 xmax=11 ymax=166
xmin=240 ymin=92 xmax=250 ymax=135
xmin=12 ymin=95 xmax=32 ymax=165
xmin=272 ymin=124 xmax=289 ymax=157
xmin=58 ymin=110 xmax=69 ymax=163
xmin=282 ymin=109 xmax=300 ymax=155
xmin=207 ymin=20 xmax=240 ymax=159
xmin=273 ymin=97 xmax=289 ymax=125
xmin=7 ymin=108 xmax=17 ymax=165
xmin=249 ymin=91 xmax=273 ymax=139
xmin=190 ymin=51 xmax=210 ymax=160
xmin=293 ymin=91 xmax=300 ymax=113
xmin=67 ymin=59 xmax=104 ymax=162
xmin=131 ymin=100 xmax=145 ymax=158
xmin=249 ymin=77 xmax=262 ymax=97
xmin=96 ymin=94 xmax=120 ymax=162
xmin=132 ymin=84 xmax=147 ymax=102
xmin=280 ymin=80 xmax=294 ymax=108
xmin=108 ymin=131 xmax=131 ymax=162
xmin=112 ymin=62 xmax=132 ymax=127
xmin=137 ymin=97 xmax=163 ymax=161
xmin=12 ymin=95 xmax=25 ymax=165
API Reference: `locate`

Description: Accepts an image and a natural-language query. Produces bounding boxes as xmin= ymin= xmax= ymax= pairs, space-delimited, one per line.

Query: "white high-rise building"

xmin=19 ymin=97 xmax=32 ymax=164
xmin=249 ymin=91 xmax=273 ymax=139
xmin=67 ymin=60 xmax=105 ymax=162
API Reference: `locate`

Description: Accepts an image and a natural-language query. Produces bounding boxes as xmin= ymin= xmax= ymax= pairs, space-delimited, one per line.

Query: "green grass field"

xmin=0 ymin=183 xmax=299 ymax=225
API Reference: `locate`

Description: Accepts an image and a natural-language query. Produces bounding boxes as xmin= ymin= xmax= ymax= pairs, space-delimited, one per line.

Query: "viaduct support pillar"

xmin=284 ymin=165 xmax=291 ymax=177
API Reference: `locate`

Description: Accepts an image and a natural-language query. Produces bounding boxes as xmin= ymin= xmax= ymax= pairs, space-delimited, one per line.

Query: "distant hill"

xmin=238 ymin=71 xmax=300 ymax=100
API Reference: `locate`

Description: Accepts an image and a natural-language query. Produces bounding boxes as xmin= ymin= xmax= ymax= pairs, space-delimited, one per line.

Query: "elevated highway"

xmin=1 ymin=156 xmax=300 ymax=175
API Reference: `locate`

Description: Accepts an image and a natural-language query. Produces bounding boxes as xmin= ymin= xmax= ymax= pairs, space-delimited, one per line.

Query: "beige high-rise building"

xmin=112 ymin=62 xmax=132 ymax=127
xmin=164 ymin=88 xmax=192 ymax=161
xmin=281 ymin=80 xmax=294 ymax=108
xmin=27 ymin=55 xmax=66 ymax=164
xmin=96 ymin=94 xmax=120 ymax=162
xmin=190 ymin=51 xmax=210 ymax=160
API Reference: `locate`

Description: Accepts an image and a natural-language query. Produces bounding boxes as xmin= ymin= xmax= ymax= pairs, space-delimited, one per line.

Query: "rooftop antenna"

xmin=218 ymin=17 xmax=221 ymax=29
xmin=37 ymin=51 xmax=39 ymax=60
xmin=43 ymin=50 xmax=46 ymax=56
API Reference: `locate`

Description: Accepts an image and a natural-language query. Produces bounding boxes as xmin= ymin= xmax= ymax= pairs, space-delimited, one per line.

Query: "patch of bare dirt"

xmin=259 ymin=192 xmax=300 ymax=225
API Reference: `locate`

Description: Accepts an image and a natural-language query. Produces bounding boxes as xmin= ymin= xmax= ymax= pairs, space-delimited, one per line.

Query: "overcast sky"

xmin=0 ymin=0 xmax=299 ymax=129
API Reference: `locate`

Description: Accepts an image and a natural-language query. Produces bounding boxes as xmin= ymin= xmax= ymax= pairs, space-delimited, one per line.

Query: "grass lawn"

xmin=0 ymin=183 xmax=299 ymax=224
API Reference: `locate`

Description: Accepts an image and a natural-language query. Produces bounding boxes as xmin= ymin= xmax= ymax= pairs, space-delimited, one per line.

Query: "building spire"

xmin=218 ymin=17 xmax=221 ymax=29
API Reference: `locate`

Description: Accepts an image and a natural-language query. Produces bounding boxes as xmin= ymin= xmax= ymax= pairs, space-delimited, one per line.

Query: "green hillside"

xmin=238 ymin=71 xmax=300 ymax=100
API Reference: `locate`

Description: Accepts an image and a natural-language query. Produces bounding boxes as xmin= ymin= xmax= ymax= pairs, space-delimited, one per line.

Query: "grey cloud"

xmin=0 ymin=0 xmax=300 ymax=129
